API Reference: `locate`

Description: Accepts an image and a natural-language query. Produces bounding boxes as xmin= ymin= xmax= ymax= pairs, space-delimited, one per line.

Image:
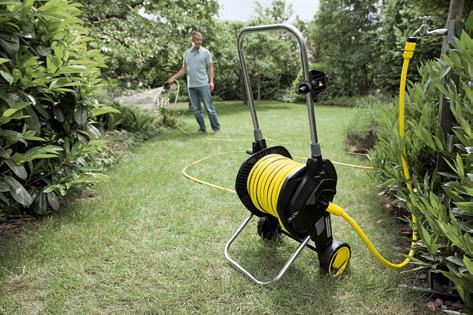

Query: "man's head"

xmin=191 ymin=31 xmax=203 ymax=49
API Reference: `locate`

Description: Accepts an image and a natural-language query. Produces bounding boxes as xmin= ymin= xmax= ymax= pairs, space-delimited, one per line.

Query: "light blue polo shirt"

xmin=183 ymin=47 xmax=212 ymax=88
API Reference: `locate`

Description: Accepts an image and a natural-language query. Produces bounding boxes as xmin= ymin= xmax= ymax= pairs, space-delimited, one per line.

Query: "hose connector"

xmin=403 ymin=37 xmax=417 ymax=60
xmin=326 ymin=202 xmax=345 ymax=217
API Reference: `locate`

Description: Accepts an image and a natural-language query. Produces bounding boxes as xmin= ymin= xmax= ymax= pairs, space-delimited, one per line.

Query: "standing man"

xmin=165 ymin=31 xmax=221 ymax=134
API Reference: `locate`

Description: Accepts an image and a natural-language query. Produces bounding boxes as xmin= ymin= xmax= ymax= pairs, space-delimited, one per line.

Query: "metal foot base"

xmin=224 ymin=214 xmax=311 ymax=285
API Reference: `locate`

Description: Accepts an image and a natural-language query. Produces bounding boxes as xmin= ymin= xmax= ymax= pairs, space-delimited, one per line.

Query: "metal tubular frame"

xmin=226 ymin=24 xmax=322 ymax=285
xmin=224 ymin=214 xmax=312 ymax=285
xmin=237 ymin=24 xmax=321 ymax=157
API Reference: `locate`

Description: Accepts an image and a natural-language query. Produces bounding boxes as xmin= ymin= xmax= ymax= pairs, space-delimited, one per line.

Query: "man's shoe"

xmin=211 ymin=129 xmax=220 ymax=135
xmin=198 ymin=129 xmax=207 ymax=134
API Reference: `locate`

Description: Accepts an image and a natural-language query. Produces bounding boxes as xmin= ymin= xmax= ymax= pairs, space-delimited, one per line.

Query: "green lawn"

xmin=0 ymin=101 xmax=427 ymax=314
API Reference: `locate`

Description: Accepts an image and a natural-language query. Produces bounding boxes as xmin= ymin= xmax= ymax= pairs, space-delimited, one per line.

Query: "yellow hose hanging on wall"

xmin=326 ymin=38 xmax=418 ymax=269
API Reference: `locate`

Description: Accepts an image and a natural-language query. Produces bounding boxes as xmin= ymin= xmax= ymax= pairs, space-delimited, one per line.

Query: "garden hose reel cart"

xmin=224 ymin=24 xmax=351 ymax=285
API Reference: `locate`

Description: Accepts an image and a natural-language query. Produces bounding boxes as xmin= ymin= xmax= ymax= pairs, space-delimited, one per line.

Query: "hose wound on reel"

xmin=235 ymin=146 xmax=338 ymax=239
xmin=247 ymin=154 xmax=304 ymax=232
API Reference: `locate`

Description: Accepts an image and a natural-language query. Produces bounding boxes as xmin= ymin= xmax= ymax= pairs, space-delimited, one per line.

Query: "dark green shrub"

xmin=98 ymin=102 xmax=162 ymax=139
xmin=88 ymin=129 xmax=151 ymax=172
xmin=370 ymin=16 xmax=473 ymax=310
xmin=345 ymin=96 xmax=394 ymax=151
xmin=0 ymin=0 xmax=110 ymax=216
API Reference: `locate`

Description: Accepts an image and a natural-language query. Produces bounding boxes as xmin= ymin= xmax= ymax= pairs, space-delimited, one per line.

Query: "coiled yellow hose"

xmin=247 ymin=154 xmax=304 ymax=231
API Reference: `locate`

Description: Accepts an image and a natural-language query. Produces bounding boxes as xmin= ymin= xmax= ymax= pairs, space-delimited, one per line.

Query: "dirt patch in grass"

xmin=0 ymin=215 xmax=34 ymax=251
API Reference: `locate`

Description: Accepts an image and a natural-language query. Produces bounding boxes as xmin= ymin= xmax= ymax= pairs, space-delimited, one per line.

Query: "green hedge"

xmin=98 ymin=101 xmax=163 ymax=138
xmin=0 ymin=0 xmax=111 ymax=216
xmin=344 ymin=95 xmax=393 ymax=151
xmin=370 ymin=15 xmax=473 ymax=310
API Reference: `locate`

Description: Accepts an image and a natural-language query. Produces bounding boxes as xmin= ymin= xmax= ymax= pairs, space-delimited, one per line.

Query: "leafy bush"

xmin=0 ymin=0 xmax=110 ymax=216
xmin=345 ymin=96 xmax=393 ymax=152
xmin=88 ymin=130 xmax=150 ymax=172
xmin=370 ymin=17 xmax=473 ymax=310
xmin=98 ymin=102 xmax=162 ymax=139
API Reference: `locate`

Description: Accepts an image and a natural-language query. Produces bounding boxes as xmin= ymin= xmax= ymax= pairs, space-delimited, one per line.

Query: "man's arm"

xmin=165 ymin=65 xmax=186 ymax=85
xmin=208 ymin=63 xmax=214 ymax=93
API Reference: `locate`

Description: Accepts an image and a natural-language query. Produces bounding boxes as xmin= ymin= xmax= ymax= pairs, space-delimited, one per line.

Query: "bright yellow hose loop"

xmin=326 ymin=202 xmax=415 ymax=269
xmin=182 ymin=151 xmax=239 ymax=194
xmin=325 ymin=40 xmax=418 ymax=270
xmin=399 ymin=40 xmax=417 ymax=231
xmin=247 ymin=154 xmax=304 ymax=232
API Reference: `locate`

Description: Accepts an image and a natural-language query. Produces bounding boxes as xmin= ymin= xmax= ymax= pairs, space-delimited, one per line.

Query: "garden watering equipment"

xmin=224 ymin=24 xmax=351 ymax=285
xmin=224 ymin=21 xmax=447 ymax=285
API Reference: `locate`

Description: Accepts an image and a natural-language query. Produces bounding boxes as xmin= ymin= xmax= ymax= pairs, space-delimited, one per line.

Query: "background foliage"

xmin=79 ymin=0 xmax=220 ymax=89
xmin=309 ymin=0 xmax=473 ymax=97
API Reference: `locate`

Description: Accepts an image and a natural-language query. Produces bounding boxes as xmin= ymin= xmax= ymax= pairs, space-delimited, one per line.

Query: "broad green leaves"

xmin=4 ymin=175 xmax=32 ymax=207
xmin=90 ymin=105 xmax=120 ymax=117
xmin=0 ymin=0 xmax=107 ymax=215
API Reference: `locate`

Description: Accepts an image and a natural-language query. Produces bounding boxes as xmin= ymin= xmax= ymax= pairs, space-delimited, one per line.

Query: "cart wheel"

xmin=257 ymin=216 xmax=280 ymax=240
xmin=320 ymin=240 xmax=351 ymax=276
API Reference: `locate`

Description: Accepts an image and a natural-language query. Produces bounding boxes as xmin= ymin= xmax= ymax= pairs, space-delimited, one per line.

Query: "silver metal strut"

xmin=224 ymin=214 xmax=312 ymax=285
xmin=237 ymin=24 xmax=321 ymax=157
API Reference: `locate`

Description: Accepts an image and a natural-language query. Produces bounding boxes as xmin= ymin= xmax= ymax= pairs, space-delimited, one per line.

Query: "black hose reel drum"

xmin=224 ymin=24 xmax=351 ymax=285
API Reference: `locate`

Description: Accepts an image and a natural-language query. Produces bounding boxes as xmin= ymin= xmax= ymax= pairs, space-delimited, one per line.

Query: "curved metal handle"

xmin=237 ymin=24 xmax=321 ymax=157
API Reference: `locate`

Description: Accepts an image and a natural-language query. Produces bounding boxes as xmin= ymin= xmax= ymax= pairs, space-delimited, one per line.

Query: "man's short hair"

xmin=192 ymin=31 xmax=202 ymax=39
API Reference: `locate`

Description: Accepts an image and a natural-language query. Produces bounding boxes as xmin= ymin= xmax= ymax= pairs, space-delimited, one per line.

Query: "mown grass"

xmin=0 ymin=101 xmax=428 ymax=314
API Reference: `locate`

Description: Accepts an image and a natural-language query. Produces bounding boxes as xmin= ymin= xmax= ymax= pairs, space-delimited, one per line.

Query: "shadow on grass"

xmin=229 ymin=235 xmax=340 ymax=311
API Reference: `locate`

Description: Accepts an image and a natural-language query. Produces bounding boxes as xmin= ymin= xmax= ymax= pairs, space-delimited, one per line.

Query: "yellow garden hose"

xmin=326 ymin=38 xmax=418 ymax=269
xmin=399 ymin=39 xmax=417 ymax=194
xmin=167 ymin=80 xmax=191 ymax=135
xmin=182 ymin=151 xmax=238 ymax=194
xmin=247 ymin=154 xmax=304 ymax=231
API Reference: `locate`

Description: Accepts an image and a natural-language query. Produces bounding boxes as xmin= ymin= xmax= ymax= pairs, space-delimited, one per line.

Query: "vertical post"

xmin=436 ymin=20 xmax=461 ymax=172
xmin=436 ymin=0 xmax=464 ymax=171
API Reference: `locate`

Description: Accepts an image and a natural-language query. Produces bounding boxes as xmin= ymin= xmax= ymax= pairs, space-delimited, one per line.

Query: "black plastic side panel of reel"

xmin=277 ymin=159 xmax=337 ymax=239
xmin=235 ymin=146 xmax=292 ymax=217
